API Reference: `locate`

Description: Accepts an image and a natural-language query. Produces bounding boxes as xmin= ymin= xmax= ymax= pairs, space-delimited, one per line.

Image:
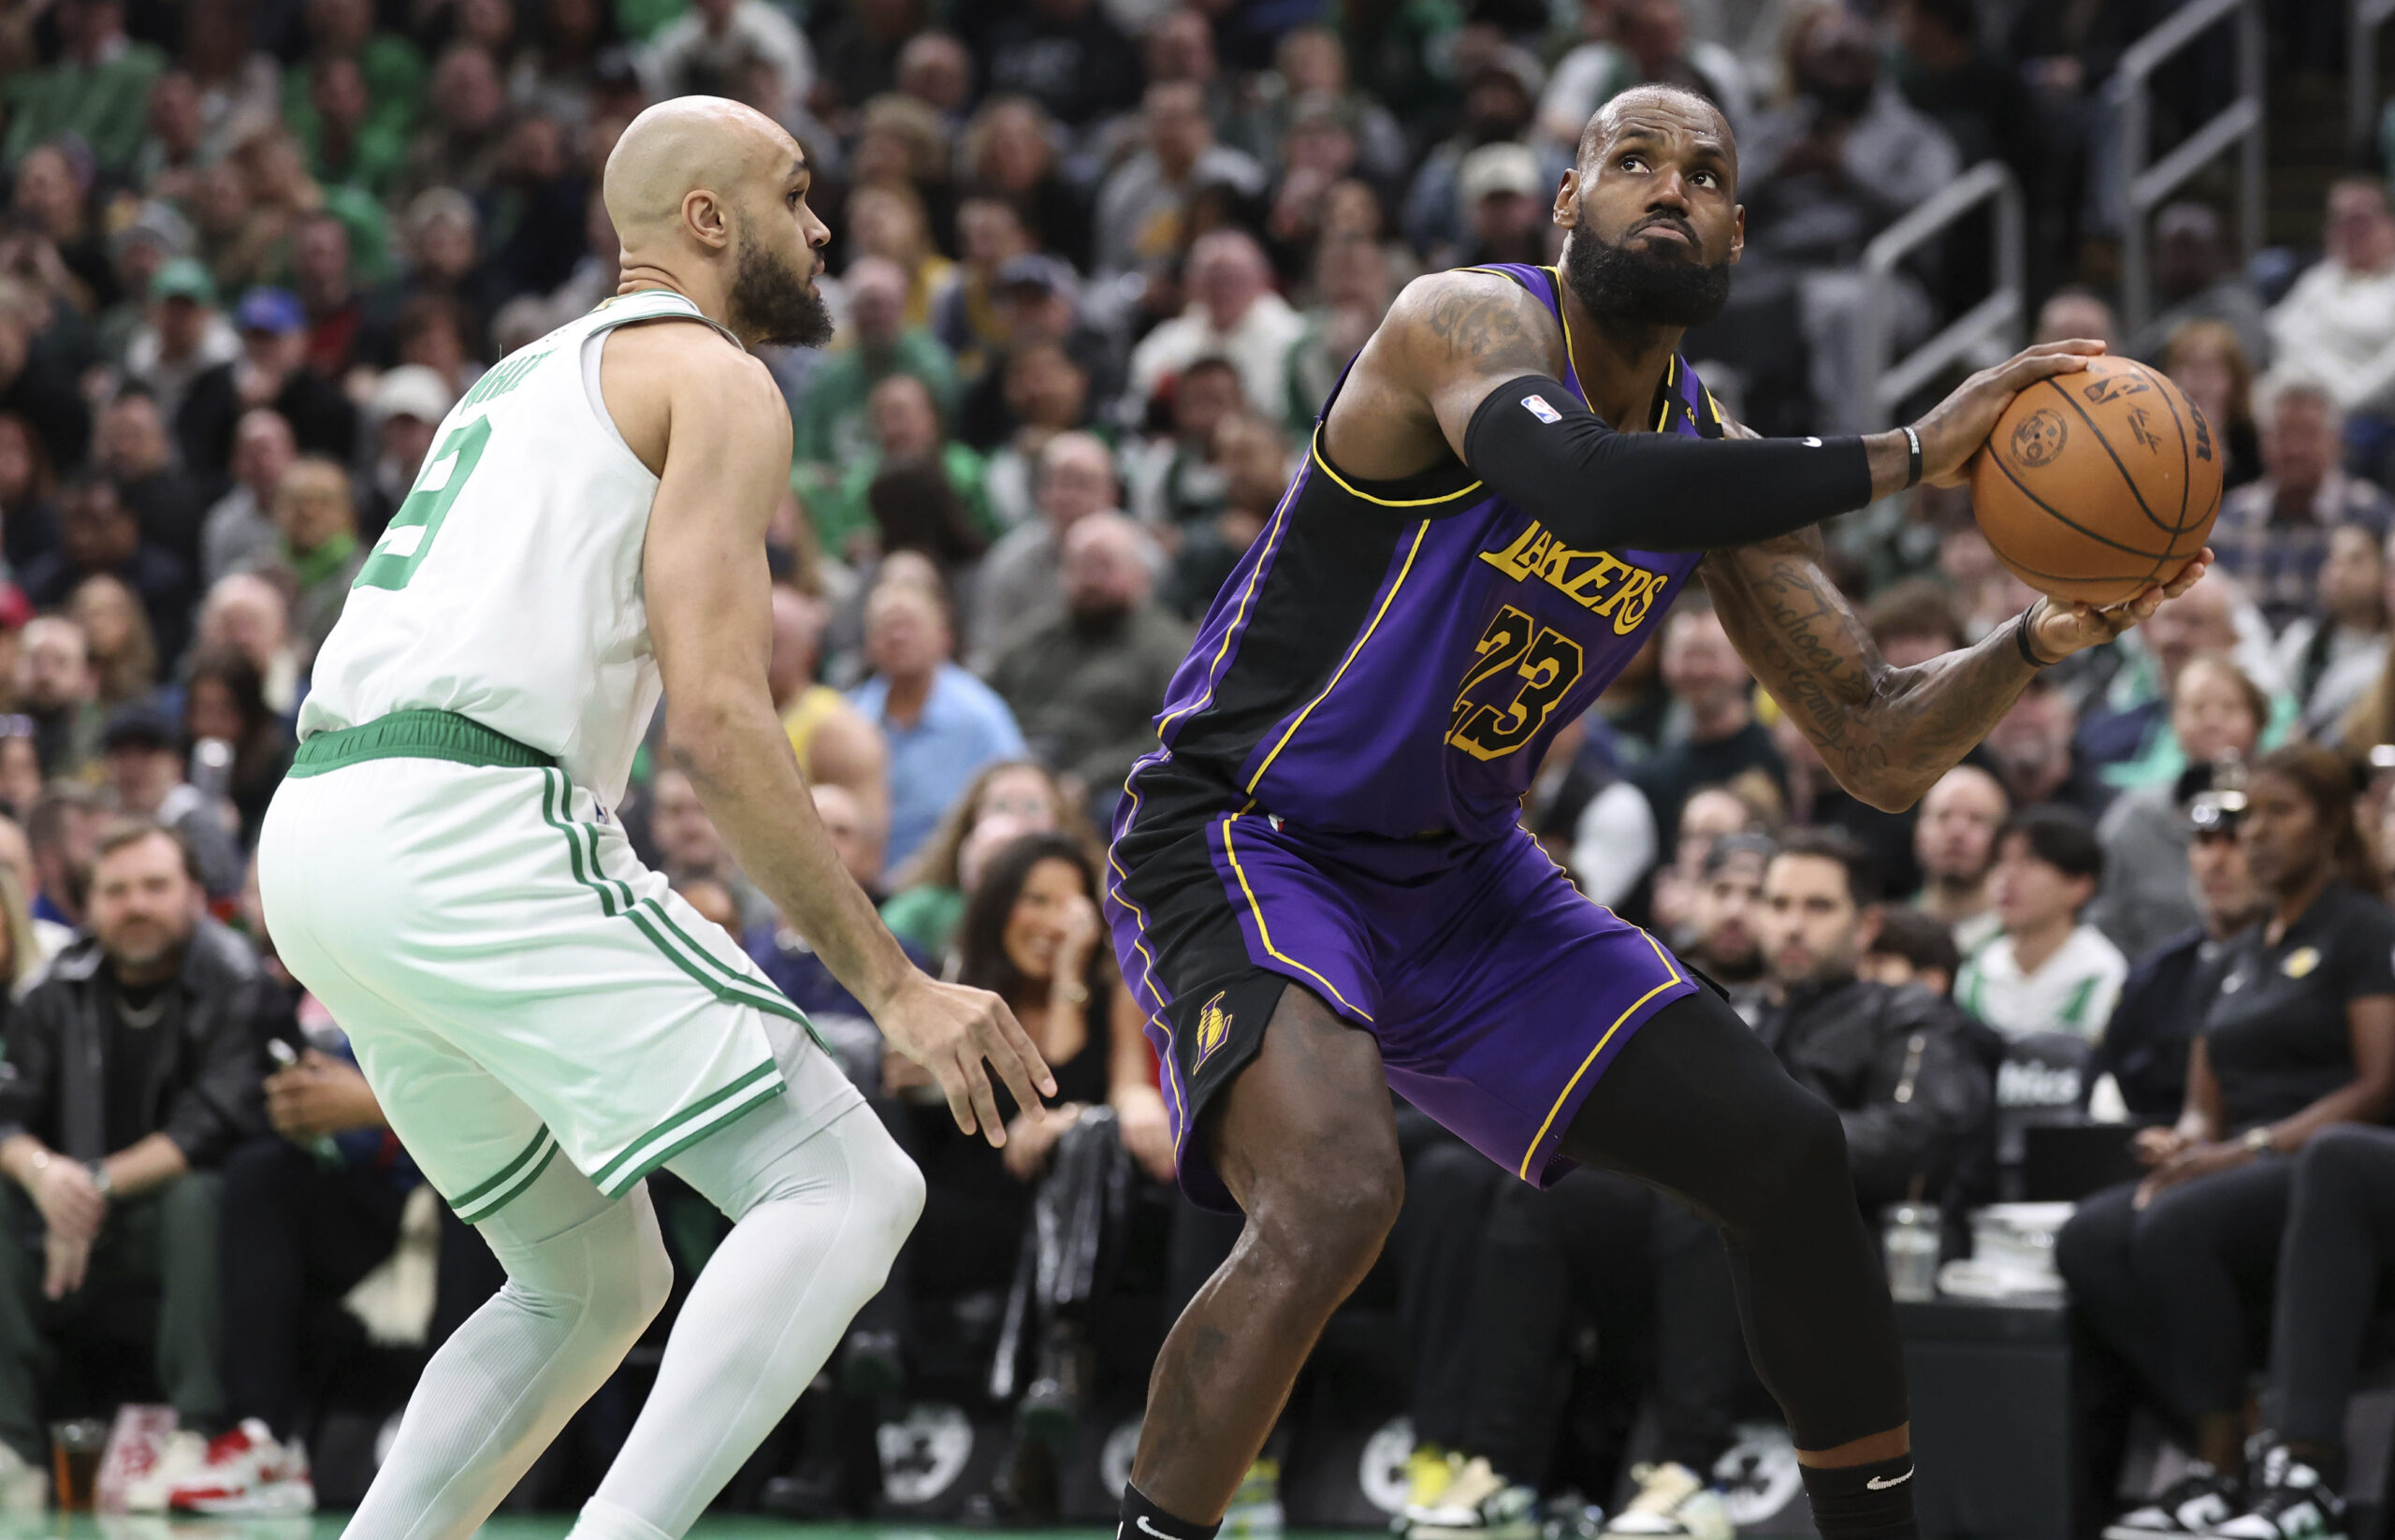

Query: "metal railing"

xmin=2355 ymin=0 xmax=2395 ymax=154
xmin=1855 ymin=161 xmax=2025 ymax=430
xmin=2113 ymin=0 xmax=2265 ymax=330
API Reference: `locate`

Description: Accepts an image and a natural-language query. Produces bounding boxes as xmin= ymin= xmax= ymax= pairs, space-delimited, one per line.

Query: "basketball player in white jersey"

xmin=256 ymin=97 xmax=1054 ymax=1540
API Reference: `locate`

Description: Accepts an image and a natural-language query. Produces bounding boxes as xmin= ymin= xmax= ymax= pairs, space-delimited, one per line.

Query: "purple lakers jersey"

xmin=1141 ymin=263 xmax=1721 ymax=844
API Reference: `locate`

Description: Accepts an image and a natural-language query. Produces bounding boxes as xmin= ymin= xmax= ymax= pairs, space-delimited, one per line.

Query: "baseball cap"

xmin=100 ymin=704 xmax=178 ymax=754
xmin=1459 ymin=141 xmax=1545 ymax=207
xmin=235 ymin=286 xmax=305 ymax=336
xmin=150 ymin=258 xmax=215 ymax=306
xmin=370 ymin=364 xmax=455 ymax=425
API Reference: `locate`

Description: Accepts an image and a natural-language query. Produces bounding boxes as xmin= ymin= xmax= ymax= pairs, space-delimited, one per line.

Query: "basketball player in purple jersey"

xmin=1105 ymin=86 xmax=2208 ymax=1540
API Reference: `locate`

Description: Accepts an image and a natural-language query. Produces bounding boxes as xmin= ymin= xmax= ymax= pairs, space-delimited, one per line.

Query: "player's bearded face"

xmin=1561 ymin=209 xmax=1733 ymax=330
xmin=731 ymin=215 xmax=834 ymax=348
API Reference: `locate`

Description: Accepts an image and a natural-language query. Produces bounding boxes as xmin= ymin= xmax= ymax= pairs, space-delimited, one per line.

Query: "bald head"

xmin=1577 ymin=83 xmax=1733 ymax=172
xmin=602 ymin=95 xmax=834 ymax=347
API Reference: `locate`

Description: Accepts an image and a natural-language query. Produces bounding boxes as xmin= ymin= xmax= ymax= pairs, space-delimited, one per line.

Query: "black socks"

xmin=1118 ymin=1482 xmax=1221 ymax=1540
xmin=1800 ymin=1453 xmax=1921 ymax=1540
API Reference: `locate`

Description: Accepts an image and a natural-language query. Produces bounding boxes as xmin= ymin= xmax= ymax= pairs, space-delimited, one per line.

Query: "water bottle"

xmin=1883 ymin=1203 xmax=1940 ymax=1302
xmin=189 ymin=736 xmax=234 ymax=799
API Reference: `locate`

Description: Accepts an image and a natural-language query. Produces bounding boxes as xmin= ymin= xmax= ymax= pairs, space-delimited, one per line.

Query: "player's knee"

xmin=1251 ymin=1154 xmax=1402 ymax=1291
xmin=1734 ymin=1090 xmax=1850 ymax=1238
xmin=582 ymin=1189 xmax=674 ymax=1344
xmin=847 ymin=1113 xmax=925 ymax=1276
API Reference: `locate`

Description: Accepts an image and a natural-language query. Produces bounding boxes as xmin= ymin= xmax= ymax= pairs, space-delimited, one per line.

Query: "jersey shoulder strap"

xmin=580 ymin=288 xmax=745 ymax=350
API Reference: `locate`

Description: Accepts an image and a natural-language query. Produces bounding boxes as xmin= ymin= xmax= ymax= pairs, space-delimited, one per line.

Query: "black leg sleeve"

xmin=1559 ymin=988 xmax=1906 ymax=1453
xmin=2272 ymin=1125 xmax=2395 ymax=1446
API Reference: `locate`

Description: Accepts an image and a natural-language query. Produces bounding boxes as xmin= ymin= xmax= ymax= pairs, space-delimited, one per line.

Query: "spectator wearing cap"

xmin=849 ymin=579 xmax=1027 ymax=871
xmin=393 ymin=43 xmax=511 ymax=205
xmin=176 ymin=288 xmax=358 ymax=480
xmin=1093 ymin=80 xmax=1268 ymax=278
xmin=989 ymin=513 xmax=1193 ymax=820
xmin=264 ymin=458 xmax=365 ymax=665
xmin=198 ymin=411 xmax=296 ymax=589
xmin=2126 ymin=202 xmax=2273 ymax=370
xmin=791 ymin=256 xmax=959 ymax=469
xmin=95 ymin=391 xmax=210 ymax=581
xmin=1455 ymin=142 xmax=1549 ymax=269
xmin=121 ymin=261 xmax=240 ymax=429
xmin=953 ymin=253 xmax=1116 ymax=453
xmin=358 ymin=366 xmax=455 ymax=545
xmin=1129 ymin=230 xmax=1307 ymax=428
xmin=638 ymin=0 xmax=813 ymax=123
xmin=0 ymin=0 xmax=167 ymax=171
xmin=2214 ymin=371 xmax=2394 ymax=632
xmin=20 ymin=476 xmax=195 ymax=674
xmin=278 ymin=0 xmax=428 ymax=187
xmin=95 ymin=202 xmax=198 ymax=361
xmin=1401 ymin=48 xmax=1553 ymax=266
xmin=1955 ymin=806 xmax=2128 ymax=1043
xmin=1536 ymin=0 xmax=1749 ymax=155
xmin=1123 ymin=353 xmax=1243 ymax=531
xmin=98 ymin=707 xmax=240 ymax=898
xmin=15 ymin=619 xmax=102 ymax=783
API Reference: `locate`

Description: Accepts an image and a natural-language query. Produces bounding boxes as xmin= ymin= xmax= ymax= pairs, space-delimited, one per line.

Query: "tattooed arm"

xmin=1702 ymin=423 xmax=2213 ymax=812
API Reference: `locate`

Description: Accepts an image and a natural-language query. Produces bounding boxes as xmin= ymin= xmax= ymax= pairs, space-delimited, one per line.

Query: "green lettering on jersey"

xmin=354 ymin=415 xmax=494 ymax=591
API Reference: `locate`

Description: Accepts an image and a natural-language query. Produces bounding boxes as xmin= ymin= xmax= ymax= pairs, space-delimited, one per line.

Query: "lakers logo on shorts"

xmin=2010 ymin=409 xmax=2067 ymax=468
xmin=1194 ymin=991 xmax=1233 ymax=1068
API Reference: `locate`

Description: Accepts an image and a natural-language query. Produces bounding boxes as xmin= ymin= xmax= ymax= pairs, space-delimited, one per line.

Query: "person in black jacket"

xmin=0 ymin=819 xmax=272 ymax=1463
xmin=1401 ymin=828 xmax=1991 ymax=1534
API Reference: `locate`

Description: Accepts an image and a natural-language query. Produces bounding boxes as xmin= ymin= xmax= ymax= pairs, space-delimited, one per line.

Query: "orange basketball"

xmin=1968 ymin=356 xmax=2224 ymax=607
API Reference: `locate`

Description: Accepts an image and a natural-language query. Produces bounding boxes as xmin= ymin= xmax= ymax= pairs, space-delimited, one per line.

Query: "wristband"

xmin=1902 ymin=426 xmax=1923 ymax=489
xmin=2014 ymin=602 xmax=2053 ymax=667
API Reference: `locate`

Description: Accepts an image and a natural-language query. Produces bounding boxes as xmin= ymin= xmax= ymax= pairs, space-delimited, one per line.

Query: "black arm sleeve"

xmin=1462 ymin=374 xmax=1876 ymax=551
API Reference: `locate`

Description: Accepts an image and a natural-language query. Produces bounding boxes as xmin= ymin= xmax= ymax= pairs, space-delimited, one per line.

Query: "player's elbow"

xmin=1851 ymin=764 xmax=1935 ymax=815
xmin=663 ymin=684 xmax=770 ymax=788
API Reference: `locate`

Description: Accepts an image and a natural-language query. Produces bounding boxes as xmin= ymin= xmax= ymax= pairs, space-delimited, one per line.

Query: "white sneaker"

xmin=120 ymin=1431 xmax=207 ymax=1515
xmin=1601 ymin=1463 xmax=1734 ymax=1540
xmin=1405 ymin=1456 xmax=1540 ymax=1540
xmin=167 ymin=1421 xmax=314 ymax=1515
xmin=2210 ymin=1446 xmax=2346 ymax=1539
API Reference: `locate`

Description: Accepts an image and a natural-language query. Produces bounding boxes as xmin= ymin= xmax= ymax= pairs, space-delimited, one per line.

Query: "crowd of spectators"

xmin=0 ymin=0 xmax=2386 ymax=1528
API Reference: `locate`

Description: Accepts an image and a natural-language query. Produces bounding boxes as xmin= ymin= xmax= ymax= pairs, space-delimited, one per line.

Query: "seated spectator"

xmin=1633 ymin=601 xmax=1786 ymax=856
xmin=1401 ymin=48 xmax=1549 ymax=269
xmin=69 ymin=575 xmax=162 ymax=710
xmin=97 ymin=706 xmax=241 ymax=899
xmin=23 ymin=786 xmax=102 ymax=932
xmin=958 ymin=96 xmax=1091 ymax=271
xmin=1912 ymin=765 xmax=2008 ymax=955
xmin=1528 ymin=717 xmax=1655 ymax=912
xmin=1161 ymin=412 xmax=1285 ymax=620
xmin=0 ymin=413 xmax=61 ymax=578
xmin=1684 ymin=831 xmax=1773 ymax=1022
xmin=357 ymin=366 xmax=455 ymax=545
xmin=1862 ymin=906 xmax=1963 ymax=999
xmin=1128 ymin=230 xmax=1306 ymax=429
xmin=1284 ymin=236 xmax=1396 ymax=439
xmin=2127 ymin=204 xmax=2274 ymax=373
xmin=279 ymin=0 xmax=427 ymax=193
xmin=811 ymin=373 xmax=994 ymax=561
xmin=846 ymin=182 xmax=953 ymax=335
xmin=1450 ymin=143 xmax=1548 ymax=270
xmin=2213 ymin=370 xmax=2392 ymax=631
xmin=1126 ymin=354 xmax=1246 ymax=536
xmin=181 ymin=646 xmax=294 ymax=852
xmin=0 ymin=820 xmax=278 ymax=1462
xmin=2266 ymin=176 xmax=2395 ymax=425
xmin=0 ymin=812 xmax=65 ymax=966
xmin=976 ymin=432 xmax=1136 ymax=669
xmin=17 ymin=619 xmax=103 ymax=783
xmin=988 ymin=514 xmax=1192 ymax=821
xmin=207 ymin=985 xmax=409 ymax=1511
xmin=932 ymin=196 xmax=1036 ymax=389
xmin=2078 ymin=575 xmax=2286 ymax=793
xmin=0 ymin=0 xmax=165 ymax=174
xmin=393 ymin=44 xmax=509 ymax=202
xmin=94 ymin=390 xmax=210 ymax=582
xmin=879 ymin=760 xmax=1095 ymax=957
xmin=769 ymin=588 xmax=890 ymax=859
xmin=1649 ymin=781 xmax=1778 ymax=946
xmin=2160 ymin=318 xmax=2262 ymax=492
xmin=2093 ymin=789 xmax=2269 ymax=1124
xmin=2274 ymin=521 xmax=2388 ymax=739
xmin=25 ymin=480 xmax=196 ymax=678
xmin=2091 ymin=654 xmax=2267 ymax=961
xmin=200 ymin=409 xmax=298 ymax=588
xmin=849 ymin=580 xmax=1027 ymax=872
xmin=121 ymin=261 xmax=240 ymax=429
xmin=748 ymin=785 xmax=925 ymax=1066
xmin=645 ymin=767 xmax=772 ymax=934
xmin=195 ymin=574 xmax=302 ymax=719
xmin=2060 ymin=745 xmax=2395 ymax=1510
xmin=980 ymin=341 xmax=1098 ymax=530
xmin=954 ymin=254 xmax=1115 ymax=457
xmin=1236 ymin=26 xmax=1405 ymax=189
xmin=638 ymin=0 xmax=811 ymax=119
xmin=1956 ymin=806 xmax=2126 ymax=1041
xmin=792 ymin=257 xmax=958 ymax=470
xmin=266 ymin=458 xmax=367 ymax=664
xmin=1093 ymin=80 xmax=1266 ymax=278
xmin=1535 ymin=0 xmax=1748 ymax=154
xmin=177 ymin=288 xmax=358 ymax=478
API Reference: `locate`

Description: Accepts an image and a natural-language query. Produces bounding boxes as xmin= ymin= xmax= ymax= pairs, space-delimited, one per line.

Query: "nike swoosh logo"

xmin=1865 ymin=1470 xmax=1914 ymax=1490
xmin=1133 ymin=1517 xmax=1175 ymax=1540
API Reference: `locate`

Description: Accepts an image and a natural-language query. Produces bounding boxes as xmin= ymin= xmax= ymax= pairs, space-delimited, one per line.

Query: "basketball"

xmin=1969 ymin=356 xmax=2225 ymax=607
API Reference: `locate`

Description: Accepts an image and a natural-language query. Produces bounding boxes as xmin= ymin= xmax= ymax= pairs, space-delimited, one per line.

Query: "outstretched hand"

xmin=2025 ymin=548 xmax=2214 ymax=664
xmin=874 ymin=971 xmax=1057 ymax=1145
xmin=1914 ymin=339 xmax=2106 ymax=487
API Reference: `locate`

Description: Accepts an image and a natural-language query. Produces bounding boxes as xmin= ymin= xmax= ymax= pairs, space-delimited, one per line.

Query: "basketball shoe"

xmin=166 ymin=1420 xmax=314 ymax=1514
xmin=1599 ymin=1462 xmax=1732 ymax=1539
xmin=2102 ymin=1465 xmax=2241 ymax=1538
xmin=2208 ymin=1446 xmax=2345 ymax=1539
xmin=1404 ymin=1456 xmax=1538 ymax=1540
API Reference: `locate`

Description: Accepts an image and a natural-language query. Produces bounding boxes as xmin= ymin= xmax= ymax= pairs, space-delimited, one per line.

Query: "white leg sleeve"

xmin=571 ymin=1068 xmax=923 ymax=1540
xmin=342 ymin=1156 xmax=673 ymax=1540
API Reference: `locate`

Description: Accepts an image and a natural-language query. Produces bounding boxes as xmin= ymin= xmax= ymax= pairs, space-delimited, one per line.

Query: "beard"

xmin=1561 ymin=218 xmax=1733 ymax=331
xmin=730 ymin=220 xmax=834 ymax=348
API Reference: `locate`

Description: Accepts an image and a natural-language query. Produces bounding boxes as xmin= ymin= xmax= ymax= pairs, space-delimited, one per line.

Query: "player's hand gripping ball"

xmin=1970 ymin=356 xmax=2224 ymax=606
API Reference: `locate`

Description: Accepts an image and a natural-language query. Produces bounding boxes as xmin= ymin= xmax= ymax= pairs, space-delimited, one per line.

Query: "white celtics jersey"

xmin=301 ymin=290 xmax=744 ymax=807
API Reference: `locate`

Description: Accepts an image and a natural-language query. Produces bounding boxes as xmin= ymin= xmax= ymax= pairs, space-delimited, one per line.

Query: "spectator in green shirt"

xmin=791 ymin=255 xmax=959 ymax=467
xmin=2 ymin=0 xmax=166 ymax=173
xmin=807 ymin=372 xmax=994 ymax=560
xmin=278 ymin=0 xmax=427 ymax=183
xmin=297 ymin=55 xmax=408 ymax=197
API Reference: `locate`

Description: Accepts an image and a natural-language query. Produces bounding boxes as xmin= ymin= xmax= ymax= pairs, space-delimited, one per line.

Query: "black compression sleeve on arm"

xmin=1462 ymin=374 xmax=1875 ymax=551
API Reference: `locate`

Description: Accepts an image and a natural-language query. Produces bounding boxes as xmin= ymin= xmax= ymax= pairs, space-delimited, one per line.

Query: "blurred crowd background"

xmin=0 ymin=0 xmax=2392 ymax=1531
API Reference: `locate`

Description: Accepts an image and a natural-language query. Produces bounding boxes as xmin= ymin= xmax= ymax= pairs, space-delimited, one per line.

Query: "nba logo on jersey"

xmin=1521 ymin=394 xmax=1561 ymax=424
